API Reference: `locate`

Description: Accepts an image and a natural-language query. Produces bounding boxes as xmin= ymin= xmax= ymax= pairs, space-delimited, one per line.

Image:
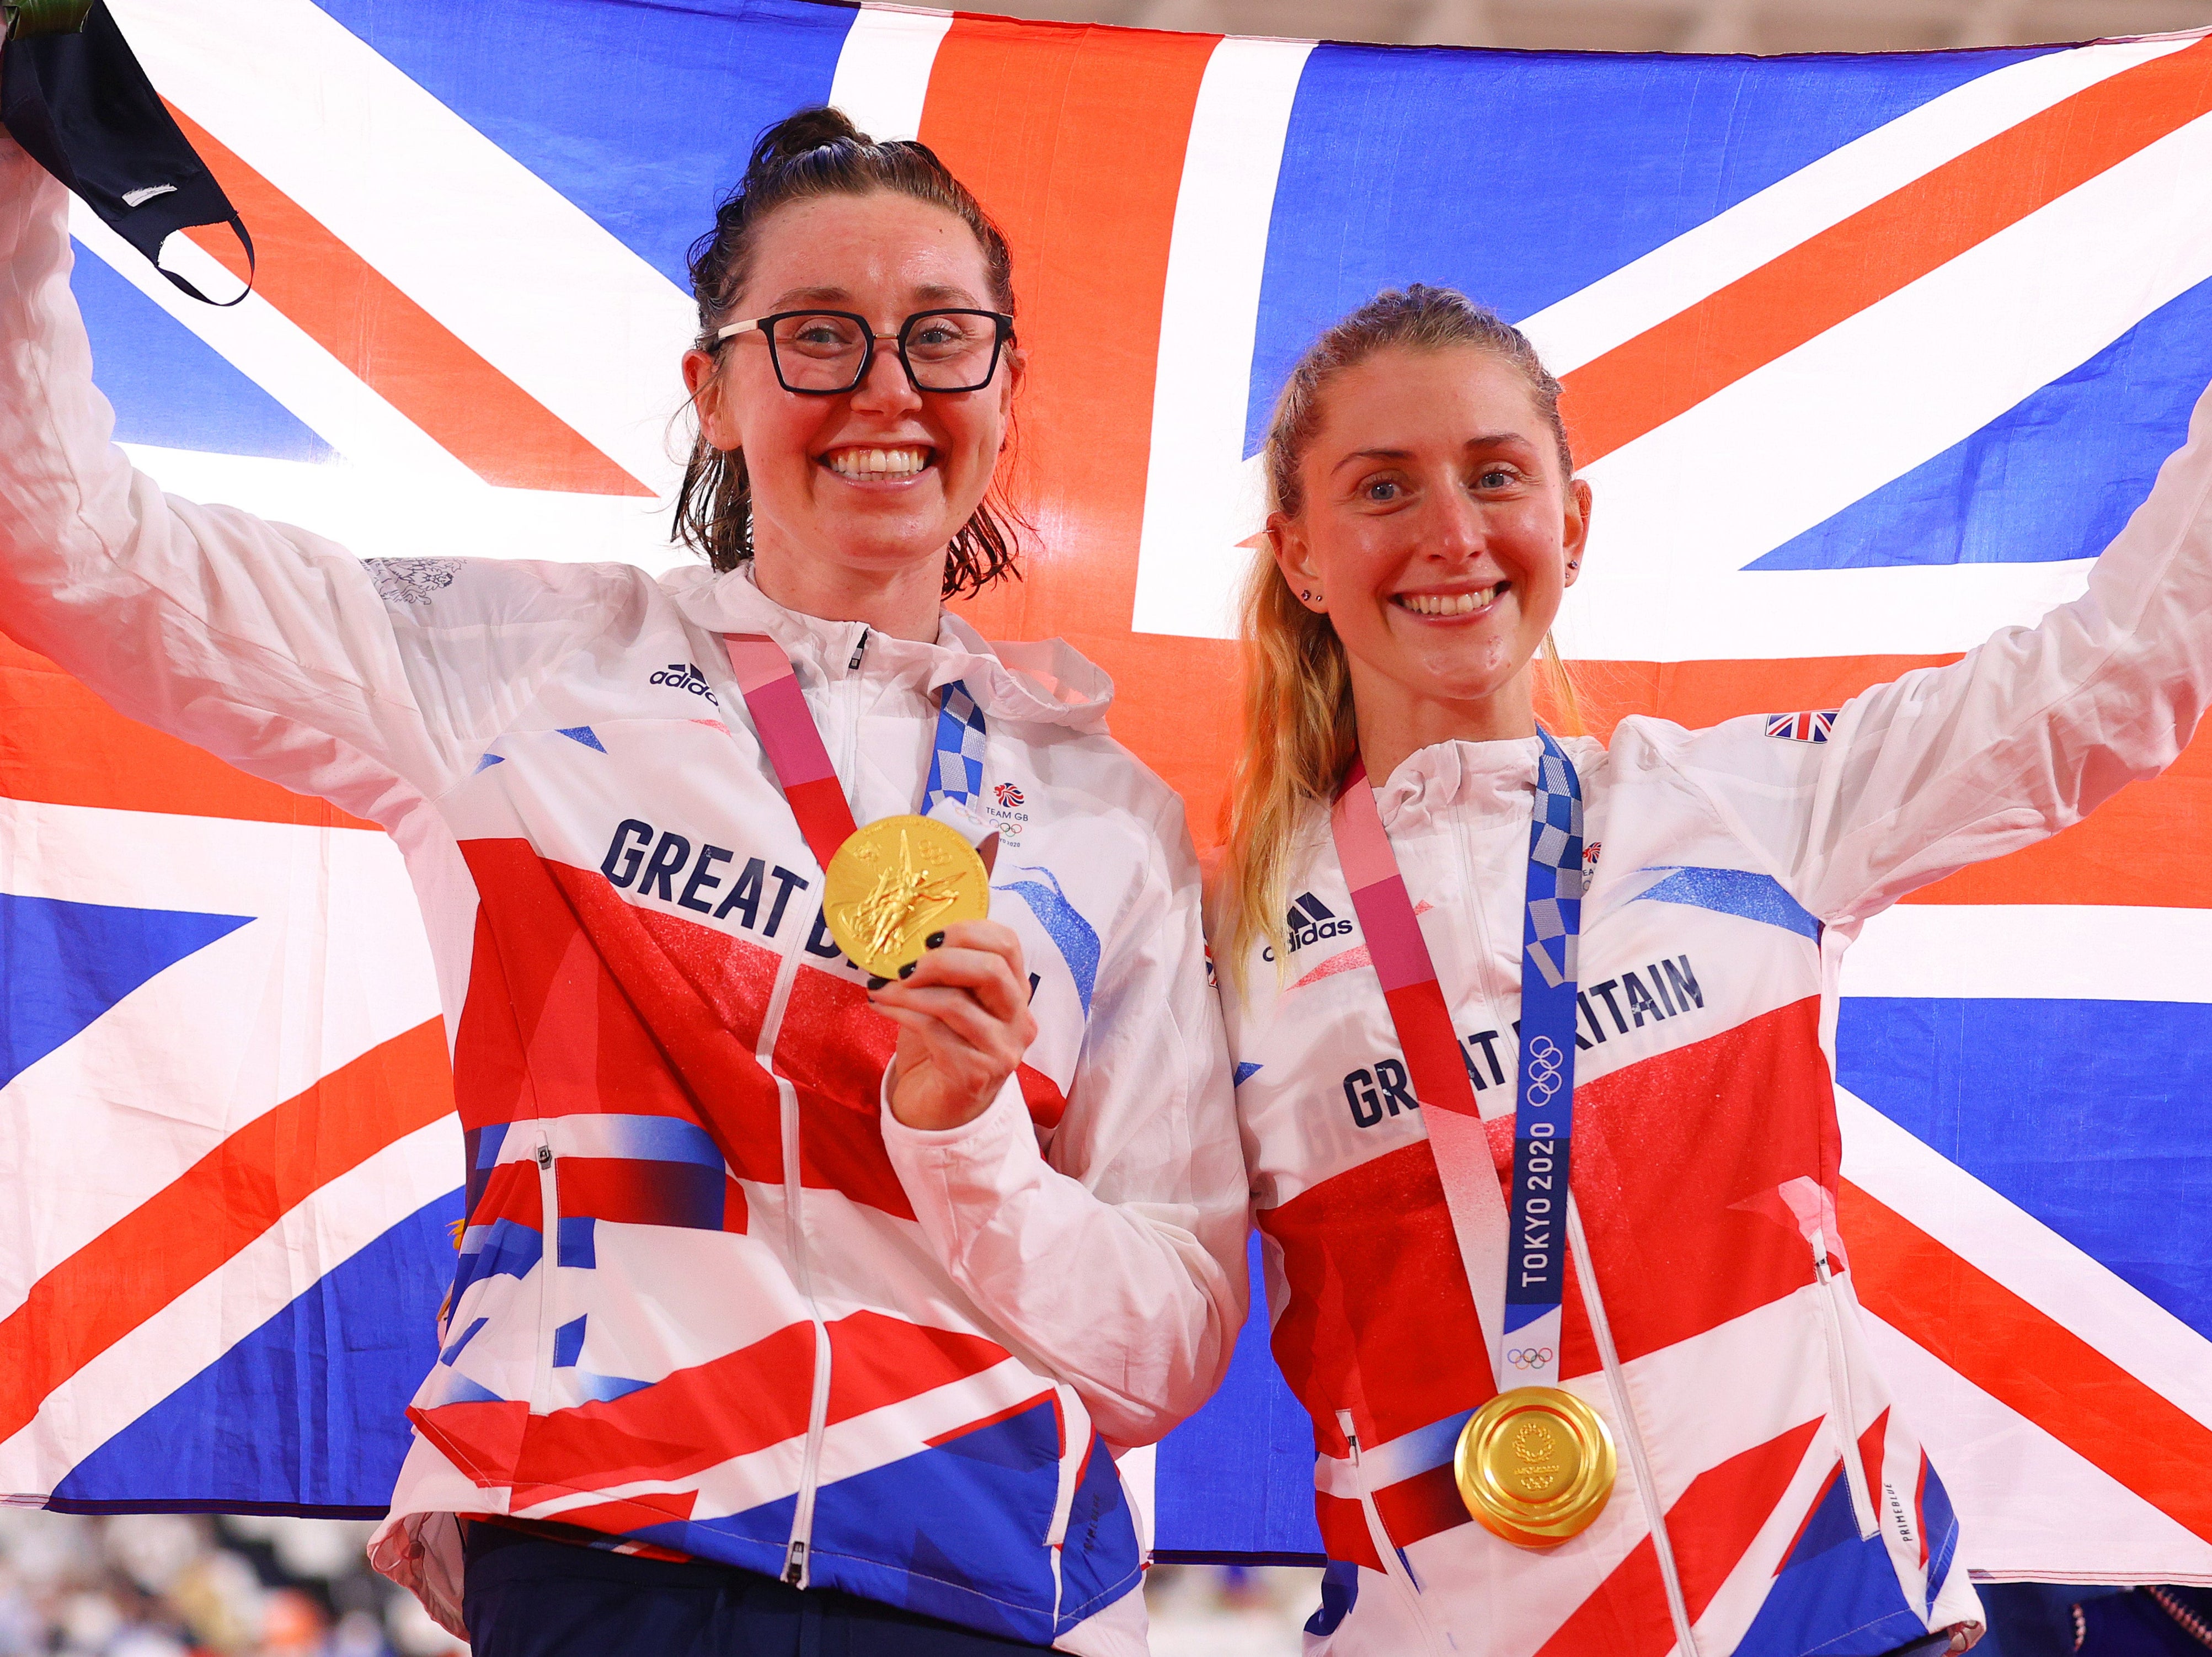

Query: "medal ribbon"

xmin=720 ymin=633 xmax=987 ymax=871
xmin=1329 ymin=732 xmax=1584 ymax=1393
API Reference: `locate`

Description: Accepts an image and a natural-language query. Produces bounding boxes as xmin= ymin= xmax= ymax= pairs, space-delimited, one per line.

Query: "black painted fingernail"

xmin=898 ymin=962 xmax=916 ymax=979
xmin=867 ymin=974 xmax=889 ymax=990
xmin=925 ymin=932 xmax=945 ymax=949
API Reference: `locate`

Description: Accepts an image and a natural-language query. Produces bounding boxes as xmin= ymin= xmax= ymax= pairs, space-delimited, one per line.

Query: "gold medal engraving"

xmin=822 ymin=815 xmax=990 ymax=978
xmin=1454 ymin=1386 xmax=1616 ymax=1547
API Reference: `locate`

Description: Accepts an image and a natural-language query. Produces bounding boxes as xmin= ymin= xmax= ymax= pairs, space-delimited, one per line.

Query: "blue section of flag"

xmin=1155 ymin=1232 xmax=1325 ymax=1558
xmin=73 ymin=242 xmax=336 ymax=463
xmin=1247 ymin=43 xmax=2048 ymax=455
xmin=1733 ymin=1471 xmax=1925 ymax=1657
xmin=49 ymin=1192 xmax=461 ymax=1513
xmin=308 ymin=0 xmax=855 ymax=290
xmin=1837 ymin=997 xmax=2212 ymax=1341
xmin=1751 ymin=271 xmax=2212 ymax=571
xmin=1631 ymin=866 xmax=1822 ymax=942
xmin=0 ymin=892 xmax=252 ymax=1091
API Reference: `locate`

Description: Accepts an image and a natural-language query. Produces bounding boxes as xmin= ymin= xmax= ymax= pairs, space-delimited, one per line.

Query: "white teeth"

xmin=829 ymin=446 xmax=929 ymax=478
xmin=1398 ymin=586 xmax=1495 ymax=616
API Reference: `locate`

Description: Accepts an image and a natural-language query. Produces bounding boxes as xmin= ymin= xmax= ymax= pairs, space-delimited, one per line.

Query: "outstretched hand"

xmin=869 ymin=919 xmax=1039 ymax=1131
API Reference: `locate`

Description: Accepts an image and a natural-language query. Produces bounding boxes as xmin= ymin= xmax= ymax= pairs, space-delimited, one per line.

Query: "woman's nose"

xmin=1423 ymin=491 xmax=1484 ymax=561
xmin=849 ymin=337 xmax=923 ymax=412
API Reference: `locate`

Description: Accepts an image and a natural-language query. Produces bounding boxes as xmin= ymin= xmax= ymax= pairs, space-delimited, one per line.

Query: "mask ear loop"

xmin=153 ymin=215 xmax=256 ymax=307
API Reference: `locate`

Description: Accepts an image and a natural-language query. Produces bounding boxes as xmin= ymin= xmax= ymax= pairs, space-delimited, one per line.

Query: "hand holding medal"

xmin=862 ymin=910 xmax=1038 ymax=1132
xmin=823 ymin=815 xmax=1037 ymax=1132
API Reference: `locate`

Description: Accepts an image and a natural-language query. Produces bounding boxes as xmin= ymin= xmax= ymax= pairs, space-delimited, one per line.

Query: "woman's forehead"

xmin=742 ymin=193 xmax=993 ymax=311
xmin=1315 ymin=347 xmax=1544 ymax=456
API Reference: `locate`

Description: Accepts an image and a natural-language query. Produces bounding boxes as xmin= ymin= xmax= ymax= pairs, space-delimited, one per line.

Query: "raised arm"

xmin=1653 ymin=373 xmax=2212 ymax=925
xmin=0 ymin=126 xmax=471 ymax=817
xmin=881 ymin=801 xmax=1249 ymax=1448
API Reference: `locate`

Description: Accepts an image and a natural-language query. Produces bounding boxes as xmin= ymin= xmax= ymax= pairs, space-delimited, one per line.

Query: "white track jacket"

xmin=0 ymin=141 xmax=1247 ymax=1657
xmin=1221 ymin=388 xmax=2212 ymax=1651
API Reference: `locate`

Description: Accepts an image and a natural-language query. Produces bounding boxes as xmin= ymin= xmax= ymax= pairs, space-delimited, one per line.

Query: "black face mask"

xmin=1 ymin=0 xmax=253 ymax=305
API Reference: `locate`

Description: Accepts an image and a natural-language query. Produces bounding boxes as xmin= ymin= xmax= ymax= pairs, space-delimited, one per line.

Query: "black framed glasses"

xmin=714 ymin=308 xmax=1014 ymax=395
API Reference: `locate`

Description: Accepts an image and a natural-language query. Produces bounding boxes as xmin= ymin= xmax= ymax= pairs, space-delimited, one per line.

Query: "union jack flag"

xmin=1766 ymin=710 xmax=1840 ymax=743
xmin=3 ymin=0 xmax=2209 ymax=1603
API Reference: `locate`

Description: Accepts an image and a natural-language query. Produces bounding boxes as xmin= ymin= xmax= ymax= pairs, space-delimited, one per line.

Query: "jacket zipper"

xmin=774 ymin=638 xmax=864 ymax=1588
xmin=531 ymin=1136 xmax=557 ymax=1414
xmin=1567 ymin=1201 xmax=1698 ymax=1657
xmin=1335 ymin=1409 xmax=1446 ymax=1657
xmin=1813 ymin=1231 xmax=1880 ymax=1538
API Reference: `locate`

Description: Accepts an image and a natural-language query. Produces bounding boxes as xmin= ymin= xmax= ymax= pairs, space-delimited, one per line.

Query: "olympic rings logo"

xmin=1522 ymin=1036 xmax=1566 ymax=1107
xmin=1506 ymin=1347 xmax=1554 ymax=1370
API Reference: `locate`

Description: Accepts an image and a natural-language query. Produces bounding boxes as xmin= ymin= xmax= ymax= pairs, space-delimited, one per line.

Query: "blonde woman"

xmin=1215 ymin=284 xmax=2212 ymax=1657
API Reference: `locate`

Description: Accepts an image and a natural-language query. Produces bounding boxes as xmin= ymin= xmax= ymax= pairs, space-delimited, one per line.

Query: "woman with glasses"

xmin=1211 ymin=284 xmax=2212 ymax=1656
xmin=0 ymin=103 xmax=1247 ymax=1657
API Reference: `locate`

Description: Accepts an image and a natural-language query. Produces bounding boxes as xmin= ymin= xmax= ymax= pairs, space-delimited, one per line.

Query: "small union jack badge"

xmin=1765 ymin=709 xmax=1839 ymax=743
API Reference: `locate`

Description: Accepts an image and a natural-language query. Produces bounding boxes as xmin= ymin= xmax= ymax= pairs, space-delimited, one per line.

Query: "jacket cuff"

xmin=877 ymin=1065 xmax=1033 ymax=1156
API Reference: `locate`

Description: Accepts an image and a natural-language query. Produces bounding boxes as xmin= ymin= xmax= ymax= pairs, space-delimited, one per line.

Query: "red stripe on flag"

xmin=0 ymin=635 xmax=377 ymax=828
xmin=1841 ymin=1179 xmax=2212 ymax=1543
xmin=923 ymin=17 xmax=1223 ymax=813
xmin=1562 ymin=37 xmax=2212 ymax=466
xmin=0 ymin=1017 xmax=455 ymax=1445
xmin=164 ymin=106 xmax=649 ymax=498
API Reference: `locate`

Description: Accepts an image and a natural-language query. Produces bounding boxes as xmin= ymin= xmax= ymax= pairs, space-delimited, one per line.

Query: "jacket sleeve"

xmin=879 ymin=792 xmax=1251 ymax=1447
xmin=0 ymin=129 xmax=467 ymax=818
xmin=1653 ymin=373 xmax=2212 ymax=925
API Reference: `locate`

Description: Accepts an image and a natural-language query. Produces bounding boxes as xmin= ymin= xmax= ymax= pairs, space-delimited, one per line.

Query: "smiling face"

xmin=682 ymin=190 xmax=1018 ymax=616
xmin=1272 ymin=344 xmax=1591 ymax=753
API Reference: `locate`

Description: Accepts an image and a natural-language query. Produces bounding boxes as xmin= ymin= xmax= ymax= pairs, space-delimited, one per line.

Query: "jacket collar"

xmin=666 ymin=563 xmax=1114 ymax=733
xmin=1372 ymin=732 xmax=1606 ymax=833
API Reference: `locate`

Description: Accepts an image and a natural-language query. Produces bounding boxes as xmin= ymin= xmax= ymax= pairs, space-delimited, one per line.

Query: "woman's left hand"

xmin=869 ymin=919 xmax=1039 ymax=1131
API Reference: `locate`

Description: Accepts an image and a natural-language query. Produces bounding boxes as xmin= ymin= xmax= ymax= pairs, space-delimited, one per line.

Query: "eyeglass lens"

xmin=767 ymin=311 xmax=1002 ymax=393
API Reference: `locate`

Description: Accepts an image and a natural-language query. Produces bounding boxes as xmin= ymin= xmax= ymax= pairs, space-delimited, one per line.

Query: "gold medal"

xmin=1454 ymin=1386 xmax=1616 ymax=1548
xmin=822 ymin=814 xmax=990 ymax=978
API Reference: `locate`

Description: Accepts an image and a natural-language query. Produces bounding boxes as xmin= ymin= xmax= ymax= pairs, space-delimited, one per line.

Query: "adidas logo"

xmin=649 ymin=662 xmax=717 ymax=704
xmin=1262 ymin=891 xmax=1354 ymax=961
